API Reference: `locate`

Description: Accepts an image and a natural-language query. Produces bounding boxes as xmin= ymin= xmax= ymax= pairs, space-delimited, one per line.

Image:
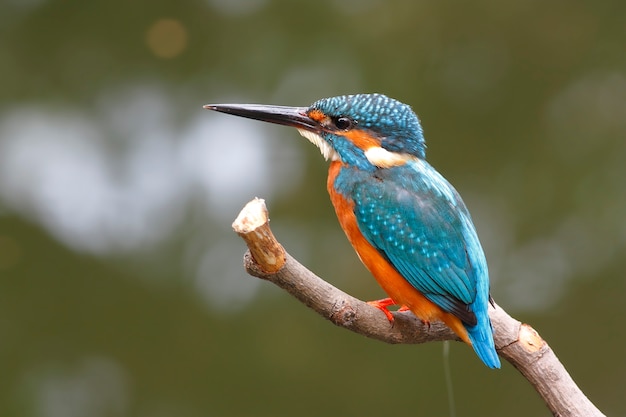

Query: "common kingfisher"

xmin=204 ymin=94 xmax=500 ymax=369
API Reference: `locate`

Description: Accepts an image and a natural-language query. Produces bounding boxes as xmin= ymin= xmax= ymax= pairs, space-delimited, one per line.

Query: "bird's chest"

xmin=327 ymin=162 xmax=413 ymax=220
xmin=326 ymin=162 xmax=390 ymax=248
xmin=326 ymin=161 xmax=448 ymax=260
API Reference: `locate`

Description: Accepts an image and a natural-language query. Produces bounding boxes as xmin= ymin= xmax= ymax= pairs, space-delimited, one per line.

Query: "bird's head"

xmin=204 ymin=94 xmax=426 ymax=170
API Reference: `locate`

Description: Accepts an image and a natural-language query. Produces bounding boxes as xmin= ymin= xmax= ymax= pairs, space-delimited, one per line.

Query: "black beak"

xmin=203 ymin=103 xmax=320 ymax=132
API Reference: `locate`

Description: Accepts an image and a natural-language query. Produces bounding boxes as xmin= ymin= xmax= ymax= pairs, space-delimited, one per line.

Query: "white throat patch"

xmin=297 ymin=129 xmax=340 ymax=161
xmin=364 ymin=147 xmax=417 ymax=168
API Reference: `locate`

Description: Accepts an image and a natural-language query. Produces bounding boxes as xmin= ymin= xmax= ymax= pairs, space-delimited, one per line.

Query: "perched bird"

xmin=204 ymin=94 xmax=500 ymax=368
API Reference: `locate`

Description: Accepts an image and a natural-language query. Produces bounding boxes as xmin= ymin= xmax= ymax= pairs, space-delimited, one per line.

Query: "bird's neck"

xmin=327 ymin=161 xmax=344 ymax=197
xmin=327 ymin=160 xmax=373 ymax=211
xmin=327 ymin=161 xmax=360 ymax=255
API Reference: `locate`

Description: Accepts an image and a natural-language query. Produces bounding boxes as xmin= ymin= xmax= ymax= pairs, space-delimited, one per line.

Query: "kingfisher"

xmin=204 ymin=94 xmax=500 ymax=369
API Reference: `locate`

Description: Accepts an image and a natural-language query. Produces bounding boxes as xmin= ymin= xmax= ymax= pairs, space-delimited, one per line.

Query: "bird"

xmin=204 ymin=93 xmax=500 ymax=369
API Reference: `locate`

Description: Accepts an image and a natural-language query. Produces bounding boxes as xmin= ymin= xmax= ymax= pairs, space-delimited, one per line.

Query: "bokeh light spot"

xmin=145 ymin=18 xmax=188 ymax=59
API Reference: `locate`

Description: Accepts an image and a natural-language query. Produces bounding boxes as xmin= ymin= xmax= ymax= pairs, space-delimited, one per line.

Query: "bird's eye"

xmin=334 ymin=117 xmax=354 ymax=131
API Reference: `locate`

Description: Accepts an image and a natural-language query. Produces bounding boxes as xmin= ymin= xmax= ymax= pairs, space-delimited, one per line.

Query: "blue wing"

xmin=340 ymin=160 xmax=488 ymax=326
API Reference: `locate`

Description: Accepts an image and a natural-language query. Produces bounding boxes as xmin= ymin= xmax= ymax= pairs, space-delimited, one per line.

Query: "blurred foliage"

xmin=0 ymin=0 xmax=625 ymax=416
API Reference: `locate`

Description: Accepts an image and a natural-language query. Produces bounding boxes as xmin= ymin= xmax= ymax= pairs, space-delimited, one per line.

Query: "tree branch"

xmin=233 ymin=198 xmax=605 ymax=417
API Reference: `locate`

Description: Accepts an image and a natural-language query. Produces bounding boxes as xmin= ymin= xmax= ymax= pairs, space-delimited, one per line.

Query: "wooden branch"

xmin=232 ymin=198 xmax=605 ymax=417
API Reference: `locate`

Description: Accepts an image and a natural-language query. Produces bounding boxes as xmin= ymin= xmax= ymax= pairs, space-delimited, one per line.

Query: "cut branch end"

xmin=232 ymin=198 xmax=285 ymax=273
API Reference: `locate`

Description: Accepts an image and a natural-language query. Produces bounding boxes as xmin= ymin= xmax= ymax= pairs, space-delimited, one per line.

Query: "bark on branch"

xmin=232 ymin=198 xmax=605 ymax=417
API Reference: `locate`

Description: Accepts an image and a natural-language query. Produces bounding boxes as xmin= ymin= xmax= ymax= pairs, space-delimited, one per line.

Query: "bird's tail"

xmin=466 ymin=315 xmax=500 ymax=369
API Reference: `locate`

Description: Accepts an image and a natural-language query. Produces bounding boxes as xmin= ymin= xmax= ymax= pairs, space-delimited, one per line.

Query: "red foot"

xmin=367 ymin=298 xmax=410 ymax=323
xmin=367 ymin=297 xmax=396 ymax=322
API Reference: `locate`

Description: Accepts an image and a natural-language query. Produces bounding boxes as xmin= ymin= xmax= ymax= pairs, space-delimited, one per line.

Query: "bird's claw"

xmin=367 ymin=297 xmax=396 ymax=322
xmin=367 ymin=297 xmax=410 ymax=323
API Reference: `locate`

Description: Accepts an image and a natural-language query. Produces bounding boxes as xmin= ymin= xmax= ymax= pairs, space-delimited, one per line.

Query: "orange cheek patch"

xmin=343 ymin=129 xmax=380 ymax=150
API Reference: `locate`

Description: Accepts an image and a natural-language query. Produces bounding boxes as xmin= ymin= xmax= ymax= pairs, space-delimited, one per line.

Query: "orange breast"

xmin=326 ymin=161 xmax=470 ymax=343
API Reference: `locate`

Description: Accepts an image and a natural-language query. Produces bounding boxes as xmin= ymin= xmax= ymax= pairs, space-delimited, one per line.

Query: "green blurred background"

xmin=1 ymin=0 xmax=624 ymax=416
